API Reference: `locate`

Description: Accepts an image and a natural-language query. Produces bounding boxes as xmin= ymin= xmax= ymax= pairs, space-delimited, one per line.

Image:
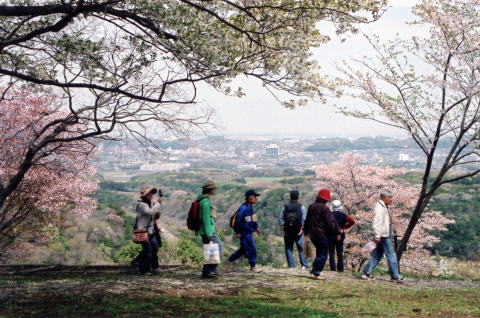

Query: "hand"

xmin=336 ymin=234 xmax=342 ymax=241
xmin=236 ymin=233 xmax=242 ymax=238
xmin=298 ymin=227 xmax=304 ymax=235
xmin=256 ymin=229 xmax=262 ymax=236
xmin=375 ymin=237 xmax=381 ymax=243
xmin=151 ymin=196 xmax=159 ymax=204
xmin=155 ymin=212 xmax=160 ymax=219
xmin=207 ymin=236 xmax=213 ymax=242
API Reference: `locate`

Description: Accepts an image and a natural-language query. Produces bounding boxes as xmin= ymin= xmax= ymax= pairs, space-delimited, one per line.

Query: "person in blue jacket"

xmin=225 ymin=190 xmax=263 ymax=273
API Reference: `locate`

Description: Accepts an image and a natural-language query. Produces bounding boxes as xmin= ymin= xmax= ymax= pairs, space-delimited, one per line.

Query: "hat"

xmin=245 ymin=189 xmax=261 ymax=198
xmin=318 ymin=189 xmax=331 ymax=201
xmin=202 ymin=180 xmax=217 ymax=191
xmin=139 ymin=185 xmax=157 ymax=198
xmin=290 ymin=190 xmax=300 ymax=200
xmin=331 ymin=200 xmax=343 ymax=211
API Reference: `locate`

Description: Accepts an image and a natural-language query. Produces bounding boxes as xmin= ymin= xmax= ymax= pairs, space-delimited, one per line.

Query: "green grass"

xmin=1 ymin=272 xmax=479 ymax=318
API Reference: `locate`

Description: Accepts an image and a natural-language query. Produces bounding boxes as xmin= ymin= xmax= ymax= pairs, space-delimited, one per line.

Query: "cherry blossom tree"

xmin=0 ymin=88 xmax=97 ymax=257
xmin=338 ymin=0 xmax=480 ymax=261
xmin=315 ymin=154 xmax=454 ymax=272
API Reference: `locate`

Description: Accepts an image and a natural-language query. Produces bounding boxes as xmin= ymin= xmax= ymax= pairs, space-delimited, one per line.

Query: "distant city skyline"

xmin=198 ymin=0 xmax=424 ymax=137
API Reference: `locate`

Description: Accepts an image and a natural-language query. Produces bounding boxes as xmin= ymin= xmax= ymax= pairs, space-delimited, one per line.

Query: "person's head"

xmin=380 ymin=190 xmax=394 ymax=206
xmin=202 ymin=180 xmax=217 ymax=195
xmin=245 ymin=189 xmax=260 ymax=204
xmin=290 ymin=190 xmax=300 ymax=201
xmin=139 ymin=186 xmax=157 ymax=202
xmin=317 ymin=189 xmax=331 ymax=204
xmin=331 ymin=200 xmax=343 ymax=211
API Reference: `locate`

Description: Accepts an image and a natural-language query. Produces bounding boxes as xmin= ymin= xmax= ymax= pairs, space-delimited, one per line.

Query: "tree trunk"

xmin=396 ymin=194 xmax=432 ymax=261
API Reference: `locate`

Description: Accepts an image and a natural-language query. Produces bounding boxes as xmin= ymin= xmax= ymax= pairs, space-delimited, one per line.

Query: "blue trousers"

xmin=310 ymin=237 xmax=329 ymax=276
xmin=363 ymin=237 xmax=401 ymax=279
xmin=201 ymin=234 xmax=223 ymax=275
xmin=228 ymin=233 xmax=256 ymax=267
xmin=284 ymin=234 xmax=308 ymax=268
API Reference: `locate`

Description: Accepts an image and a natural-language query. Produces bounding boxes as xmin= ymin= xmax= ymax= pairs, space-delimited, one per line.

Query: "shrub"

xmin=175 ymin=238 xmax=203 ymax=266
xmin=114 ymin=242 xmax=142 ymax=264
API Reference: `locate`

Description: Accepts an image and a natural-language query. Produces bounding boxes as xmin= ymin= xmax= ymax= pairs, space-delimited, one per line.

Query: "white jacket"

xmin=372 ymin=200 xmax=392 ymax=238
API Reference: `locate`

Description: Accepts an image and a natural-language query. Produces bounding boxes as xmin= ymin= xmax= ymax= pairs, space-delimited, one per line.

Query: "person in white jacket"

xmin=361 ymin=190 xmax=405 ymax=283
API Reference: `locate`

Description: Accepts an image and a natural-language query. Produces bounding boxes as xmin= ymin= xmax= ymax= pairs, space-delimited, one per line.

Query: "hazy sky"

xmin=199 ymin=0 xmax=426 ymax=137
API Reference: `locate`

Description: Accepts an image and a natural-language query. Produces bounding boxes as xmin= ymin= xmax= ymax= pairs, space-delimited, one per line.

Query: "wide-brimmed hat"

xmin=139 ymin=185 xmax=157 ymax=198
xmin=331 ymin=200 xmax=343 ymax=211
xmin=202 ymin=180 xmax=217 ymax=192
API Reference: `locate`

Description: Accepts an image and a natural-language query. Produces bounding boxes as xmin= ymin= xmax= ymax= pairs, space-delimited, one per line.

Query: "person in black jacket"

xmin=304 ymin=189 xmax=340 ymax=280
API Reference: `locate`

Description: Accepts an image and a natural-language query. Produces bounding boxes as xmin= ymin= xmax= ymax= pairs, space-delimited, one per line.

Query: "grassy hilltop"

xmin=1 ymin=267 xmax=480 ymax=318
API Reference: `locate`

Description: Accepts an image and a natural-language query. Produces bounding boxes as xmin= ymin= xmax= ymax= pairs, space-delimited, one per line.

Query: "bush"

xmin=114 ymin=242 xmax=142 ymax=264
xmin=175 ymin=238 xmax=203 ymax=266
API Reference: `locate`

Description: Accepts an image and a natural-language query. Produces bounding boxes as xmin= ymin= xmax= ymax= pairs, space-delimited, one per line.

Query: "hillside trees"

xmin=339 ymin=0 xmax=480 ymax=260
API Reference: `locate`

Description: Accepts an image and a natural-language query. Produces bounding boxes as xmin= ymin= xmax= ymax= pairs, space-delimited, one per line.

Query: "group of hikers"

xmin=132 ymin=181 xmax=405 ymax=283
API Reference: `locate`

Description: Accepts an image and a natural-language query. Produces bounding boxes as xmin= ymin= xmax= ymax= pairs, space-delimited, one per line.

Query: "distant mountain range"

xmin=304 ymin=136 xmax=451 ymax=152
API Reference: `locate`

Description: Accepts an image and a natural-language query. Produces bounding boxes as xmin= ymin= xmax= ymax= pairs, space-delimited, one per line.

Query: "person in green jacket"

xmin=198 ymin=180 xmax=223 ymax=279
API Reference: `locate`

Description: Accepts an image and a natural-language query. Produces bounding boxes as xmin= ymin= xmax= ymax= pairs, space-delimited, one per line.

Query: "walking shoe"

xmin=361 ymin=273 xmax=375 ymax=280
xmin=312 ymin=274 xmax=326 ymax=280
xmin=250 ymin=266 xmax=263 ymax=273
xmin=391 ymin=277 xmax=406 ymax=283
xmin=202 ymin=273 xmax=218 ymax=279
xmin=301 ymin=266 xmax=308 ymax=271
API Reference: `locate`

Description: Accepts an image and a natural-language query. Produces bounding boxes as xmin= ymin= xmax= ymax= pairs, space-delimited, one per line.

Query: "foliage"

xmin=0 ymin=88 xmax=98 ymax=259
xmin=114 ymin=242 xmax=142 ymax=265
xmin=175 ymin=238 xmax=203 ymax=266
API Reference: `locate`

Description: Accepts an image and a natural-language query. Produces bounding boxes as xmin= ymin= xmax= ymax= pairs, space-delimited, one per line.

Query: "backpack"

xmin=283 ymin=202 xmax=303 ymax=235
xmin=187 ymin=197 xmax=207 ymax=231
xmin=229 ymin=208 xmax=240 ymax=229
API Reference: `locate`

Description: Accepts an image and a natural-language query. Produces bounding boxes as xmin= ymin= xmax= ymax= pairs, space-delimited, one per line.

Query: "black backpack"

xmin=283 ymin=202 xmax=303 ymax=235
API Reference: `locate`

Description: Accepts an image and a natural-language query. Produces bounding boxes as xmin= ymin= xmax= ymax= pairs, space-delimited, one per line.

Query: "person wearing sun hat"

xmin=304 ymin=189 xmax=340 ymax=280
xmin=197 ymin=180 xmax=224 ymax=279
xmin=133 ymin=185 xmax=162 ymax=274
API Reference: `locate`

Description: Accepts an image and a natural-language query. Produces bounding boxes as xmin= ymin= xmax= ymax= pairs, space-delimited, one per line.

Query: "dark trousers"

xmin=201 ymin=234 xmax=223 ymax=275
xmin=134 ymin=235 xmax=159 ymax=273
xmin=328 ymin=238 xmax=345 ymax=272
xmin=311 ymin=236 xmax=329 ymax=276
xmin=284 ymin=234 xmax=308 ymax=268
xmin=228 ymin=233 xmax=256 ymax=268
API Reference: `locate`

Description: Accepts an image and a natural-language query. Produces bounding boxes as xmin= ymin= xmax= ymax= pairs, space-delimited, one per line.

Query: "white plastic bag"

xmin=203 ymin=242 xmax=220 ymax=264
xmin=361 ymin=241 xmax=377 ymax=257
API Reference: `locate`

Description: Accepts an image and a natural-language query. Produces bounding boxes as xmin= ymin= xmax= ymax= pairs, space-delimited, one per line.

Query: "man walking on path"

xmin=361 ymin=190 xmax=405 ymax=283
xmin=279 ymin=190 xmax=308 ymax=269
xmin=328 ymin=200 xmax=355 ymax=272
xmin=225 ymin=190 xmax=263 ymax=273
xmin=197 ymin=180 xmax=223 ymax=279
xmin=304 ymin=189 xmax=340 ymax=280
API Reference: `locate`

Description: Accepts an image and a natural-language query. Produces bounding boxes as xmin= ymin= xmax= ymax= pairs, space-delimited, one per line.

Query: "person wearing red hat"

xmin=304 ymin=189 xmax=341 ymax=280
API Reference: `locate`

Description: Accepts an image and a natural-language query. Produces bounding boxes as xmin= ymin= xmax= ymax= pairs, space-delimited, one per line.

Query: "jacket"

xmin=234 ymin=203 xmax=258 ymax=234
xmin=331 ymin=210 xmax=355 ymax=239
xmin=135 ymin=201 xmax=161 ymax=235
xmin=197 ymin=194 xmax=216 ymax=237
xmin=304 ymin=201 xmax=339 ymax=240
xmin=372 ymin=200 xmax=393 ymax=238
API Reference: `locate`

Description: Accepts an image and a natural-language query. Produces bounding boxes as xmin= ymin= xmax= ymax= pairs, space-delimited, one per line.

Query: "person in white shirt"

xmin=361 ymin=190 xmax=405 ymax=283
